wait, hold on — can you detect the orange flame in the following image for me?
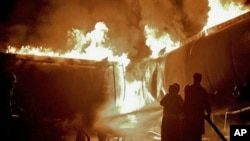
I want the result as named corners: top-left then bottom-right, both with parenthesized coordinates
top-left (144, 25), bottom-right (180, 58)
top-left (204, 0), bottom-right (250, 29)
top-left (5, 0), bottom-right (250, 116)
top-left (7, 22), bottom-right (130, 67)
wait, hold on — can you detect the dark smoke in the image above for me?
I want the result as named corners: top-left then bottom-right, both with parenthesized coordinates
top-left (1, 0), bottom-right (250, 139)
top-left (1, 0), bottom-right (249, 61)
top-left (246, 0), bottom-right (250, 5)
top-left (0, 0), bottom-right (212, 61)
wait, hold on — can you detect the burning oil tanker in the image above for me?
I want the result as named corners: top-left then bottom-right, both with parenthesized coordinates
top-left (148, 11), bottom-right (250, 109)
top-left (1, 10), bottom-right (250, 141)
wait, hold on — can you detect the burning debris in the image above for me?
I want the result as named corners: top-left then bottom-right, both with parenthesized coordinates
top-left (0, 0), bottom-right (250, 141)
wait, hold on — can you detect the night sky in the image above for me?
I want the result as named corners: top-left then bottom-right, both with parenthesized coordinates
top-left (0, 0), bottom-right (16, 22)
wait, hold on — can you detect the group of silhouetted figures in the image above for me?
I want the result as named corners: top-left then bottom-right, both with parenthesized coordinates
top-left (160, 73), bottom-right (211, 141)
top-left (1, 70), bottom-right (211, 141)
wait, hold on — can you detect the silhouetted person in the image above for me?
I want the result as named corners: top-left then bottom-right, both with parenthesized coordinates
top-left (160, 83), bottom-right (184, 141)
top-left (183, 73), bottom-right (211, 141)
top-left (0, 71), bottom-right (28, 141)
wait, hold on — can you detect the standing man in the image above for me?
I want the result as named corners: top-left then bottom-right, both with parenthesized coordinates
top-left (183, 73), bottom-right (211, 141)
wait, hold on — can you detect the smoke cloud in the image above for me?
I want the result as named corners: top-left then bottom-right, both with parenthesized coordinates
top-left (1, 0), bottom-right (213, 61)
top-left (1, 0), bottom-right (250, 139)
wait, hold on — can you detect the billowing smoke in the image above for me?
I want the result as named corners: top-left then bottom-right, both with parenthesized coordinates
top-left (1, 0), bottom-right (250, 140)
top-left (0, 0), bottom-right (212, 61)
top-left (1, 0), bottom-right (250, 60)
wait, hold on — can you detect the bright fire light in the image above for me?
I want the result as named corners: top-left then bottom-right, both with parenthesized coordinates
top-left (7, 22), bottom-right (130, 67)
top-left (4, 0), bottom-right (250, 116)
top-left (204, 0), bottom-right (250, 29)
top-left (144, 25), bottom-right (180, 59)
top-left (118, 80), bottom-right (155, 113)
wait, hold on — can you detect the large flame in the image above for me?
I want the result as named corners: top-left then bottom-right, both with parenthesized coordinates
top-left (5, 0), bottom-right (250, 118)
top-left (7, 22), bottom-right (131, 67)
top-left (118, 80), bottom-right (155, 113)
top-left (4, 1), bottom-right (250, 139)
top-left (144, 25), bottom-right (180, 59)
top-left (204, 0), bottom-right (249, 29)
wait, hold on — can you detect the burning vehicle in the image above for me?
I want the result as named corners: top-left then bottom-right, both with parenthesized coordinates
top-left (141, 11), bottom-right (250, 141)
top-left (1, 11), bottom-right (250, 141)
top-left (1, 0), bottom-right (250, 141)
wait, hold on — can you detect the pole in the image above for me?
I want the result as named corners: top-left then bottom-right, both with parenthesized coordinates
top-left (205, 116), bottom-right (227, 141)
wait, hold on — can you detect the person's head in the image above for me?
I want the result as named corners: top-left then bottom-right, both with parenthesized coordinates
top-left (193, 72), bottom-right (202, 84)
top-left (173, 83), bottom-right (180, 92)
top-left (169, 83), bottom-right (179, 94)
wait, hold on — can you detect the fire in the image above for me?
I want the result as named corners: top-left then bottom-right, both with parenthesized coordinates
top-left (4, 0), bottom-right (250, 116)
top-left (204, 0), bottom-right (250, 29)
top-left (7, 46), bottom-right (60, 57)
top-left (144, 25), bottom-right (180, 59)
top-left (7, 22), bottom-right (130, 67)
top-left (118, 80), bottom-right (155, 113)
